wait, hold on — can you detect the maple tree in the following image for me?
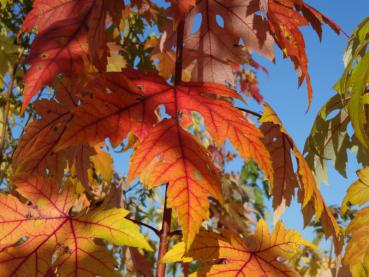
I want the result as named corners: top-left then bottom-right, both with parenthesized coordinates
top-left (0, 0), bottom-right (368, 276)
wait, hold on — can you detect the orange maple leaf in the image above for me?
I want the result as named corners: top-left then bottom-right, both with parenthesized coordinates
top-left (21, 0), bottom-right (124, 111)
top-left (128, 118), bottom-right (222, 248)
top-left (57, 70), bottom-right (273, 183)
top-left (54, 72), bottom-right (153, 149)
top-left (0, 176), bottom-right (152, 276)
top-left (22, 18), bottom-right (89, 111)
top-left (55, 71), bottom-right (273, 249)
top-left (13, 79), bottom-right (95, 187)
top-left (266, 0), bottom-right (343, 109)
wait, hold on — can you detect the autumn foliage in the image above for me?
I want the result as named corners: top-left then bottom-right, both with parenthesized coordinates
top-left (0, 0), bottom-right (368, 276)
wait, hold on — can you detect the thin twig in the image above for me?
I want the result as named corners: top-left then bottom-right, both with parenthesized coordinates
top-left (236, 107), bottom-right (262, 118)
top-left (127, 218), bottom-right (160, 236)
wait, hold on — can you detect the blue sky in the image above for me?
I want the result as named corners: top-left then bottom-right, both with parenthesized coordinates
top-left (114, 0), bottom-right (369, 252)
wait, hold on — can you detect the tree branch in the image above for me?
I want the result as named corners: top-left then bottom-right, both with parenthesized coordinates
top-left (156, 19), bottom-right (186, 277)
top-left (156, 185), bottom-right (173, 277)
top-left (174, 20), bottom-right (185, 86)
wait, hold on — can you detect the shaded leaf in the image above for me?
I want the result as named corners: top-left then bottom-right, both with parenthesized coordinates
top-left (22, 18), bottom-right (88, 110)
top-left (21, 0), bottom-right (125, 110)
top-left (166, 0), bottom-right (195, 23)
top-left (161, 0), bottom-right (274, 84)
top-left (13, 79), bottom-right (94, 187)
top-left (0, 32), bottom-right (19, 85)
top-left (304, 94), bottom-right (350, 183)
top-left (334, 17), bottom-right (369, 149)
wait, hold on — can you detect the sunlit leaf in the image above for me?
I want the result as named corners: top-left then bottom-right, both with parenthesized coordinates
top-left (0, 176), bottom-right (152, 276)
top-left (260, 104), bottom-right (342, 253)
top-left (163, 219), bottom-right (314, 276)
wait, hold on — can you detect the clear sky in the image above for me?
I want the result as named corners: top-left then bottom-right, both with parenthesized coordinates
top-left (113, 0), bottom-right (369, 251)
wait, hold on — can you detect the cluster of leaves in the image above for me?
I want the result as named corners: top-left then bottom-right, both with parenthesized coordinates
top-left (0, 0), bottom-right (34, 185)
top-left (304, 18), bottom-right (369, 276)
top-left (305, 18), bottom-right (369, 184)
top-left (0, 0), bottom-right (367, 276)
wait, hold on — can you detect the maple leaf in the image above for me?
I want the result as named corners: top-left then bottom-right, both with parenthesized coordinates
top-left (56, 70), bottom-right (273, 183)
top-left (342, 167), bottom-right (369, 215)
top-left (340, 170), bottom-right (369, 272)
top-left (166, 0), bottom-right (195, 22)
top-left (162, 219), bottom-right (314, 276)
top-left (342, 169), bottom-right (369, 276)
top-left (335, 18), bottom-right (369, 150)
top-left (233, 65), bottom-right (264, 103)
top-left (304, 18), bottom-right (369, 185)
top-left (159, 0), bottom-right (341, 108)
top-left (260, 104), bottom-right (342, 253)
top-left (128, 119), bottom-right (223, 248)
top-left (107, 42), bottom-right (127, 72)
top-left (266, 0), bottom-right (342, 108)
top-left (124, 247), bottom-right (154, 276)
top-left (20, 0), bottom-right (92, 34)
top-left (90, 144), bottom-right (114, 182)
top-left (0, 175), bottom-right (152, 276)
top-left (0, 31), bottom-right (19, 86)
top-left (55, 70), bottom-right (274, 248)
top-left (13, 78), bottom-right (95, 188)
top-left (344, 203), bottom-right (369, 276)
top-left (21, 0), bottom-right (123, 55)
top-left (21, 0), bottom-right (124, 110)
top-left (54, 72), bottom-right (153, 149)
top-left (160, 0), bottom-right (274, 84)
top-left (300, 3), bottom-right (342, 40)
top-left (266, 1), bottom-right (312, 107)
top-left (146, 36), bottom-right (176, 79)
top-left (22, 18), bottom-right (88, 111)
top-left (304, 94), bottom-right (350, 183)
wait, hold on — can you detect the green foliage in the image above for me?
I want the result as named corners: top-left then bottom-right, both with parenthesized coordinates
top-left (306, 17), bottom-right (369, 182)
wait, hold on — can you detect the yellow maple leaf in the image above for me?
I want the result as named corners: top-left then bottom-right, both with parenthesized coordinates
top-left (163, 219), bottom-right (315, 276)
top-left (341, 167), bottom-right (369, 214)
